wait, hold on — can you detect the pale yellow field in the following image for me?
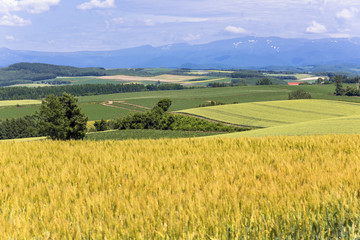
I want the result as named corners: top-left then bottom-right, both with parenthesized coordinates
top-left (181, 78), bottom-right (228, 84)
top-left (0, 99), bottom-right (42, 107)
top-left (1, 136), bottom-right (360, 238)
top-left (97, 74), bottom-right (200, 83)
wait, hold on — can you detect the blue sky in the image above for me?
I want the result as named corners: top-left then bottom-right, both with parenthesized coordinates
top-left (1, 0), bottom-right (360, 51)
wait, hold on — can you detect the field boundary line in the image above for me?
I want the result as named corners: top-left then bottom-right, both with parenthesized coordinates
top-left (114, 101), bottom-right (151, 110)
top-left (101, 101), bottom-right (144, 112)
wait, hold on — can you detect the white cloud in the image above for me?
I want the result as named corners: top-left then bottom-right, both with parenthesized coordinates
top-left (77, 0), bottom-right (115, 10)
top-left (0, 0), bottom-right (59, 27)
top-left (336, 7), bottom-right (359, 19)
top-left (0, 0), bottom-right (18, 13)
top-left (17, 0), bottom-right (60, 14)
top-left (144, 19), bottom-right (154, 26)
top-left (105, 17), bottom-right (124, 28)
top-left (5, 35), bottom-right (18, 41)
top-left (144, 15), bottom-right (208, 25)
top-left (0, 0), bottom-right (60, 14)
top-left (183, 33), bottom-right (201, 41)
top-left (225, 26), bottom-right (246, 34)
top-left (0, 14), bottom-right (31, 26)
top-left (306, 21), bottom-right (327, 33)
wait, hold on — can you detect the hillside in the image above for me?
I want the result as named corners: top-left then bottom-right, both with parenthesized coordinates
top-left (179, 99), bottom-right (360, 127)
top-left (0, 62), bottom-right (107, 86)
top-left (219, 114), bottom-right (360, 137)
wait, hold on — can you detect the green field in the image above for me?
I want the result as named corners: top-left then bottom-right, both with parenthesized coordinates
top-left (79, 103), bottom-right (136, 121)
top-left (58, 77), bottom-right (126, 85)
top-left (0, 103), bottom-right (134, 121)
top-left (179, 99), bottom-right (360, 127)
top-left (0, 105), bottom-right (40, 120)
top-left (86, 129), bottom-right (220, 140)
top-left (219, 114), bottom-right (360, 137)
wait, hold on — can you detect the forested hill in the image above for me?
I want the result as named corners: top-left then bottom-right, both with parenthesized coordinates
top-left (7, 62), bottom-right (106, 76)
top-left (0, 62), bottom-right (107, 86)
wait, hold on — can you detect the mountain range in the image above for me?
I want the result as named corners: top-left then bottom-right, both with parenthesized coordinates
top-left (2, 37), bottom-right (360, 69)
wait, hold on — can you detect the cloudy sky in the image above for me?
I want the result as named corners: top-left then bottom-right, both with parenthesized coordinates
top-left (1, 0), bottom-right (360, 51)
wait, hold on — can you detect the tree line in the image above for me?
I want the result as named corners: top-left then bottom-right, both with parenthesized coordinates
top-left (0, 83), bottom-right (184, 100)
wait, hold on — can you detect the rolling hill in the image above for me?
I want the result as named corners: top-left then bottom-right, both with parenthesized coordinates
top-left (218, 114), bottom-right (360, 137)
top-left (179, 99), bottom-right (360, 128)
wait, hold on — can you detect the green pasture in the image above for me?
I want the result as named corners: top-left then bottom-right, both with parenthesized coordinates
top-left (56, 77), bottom-right (123, 85)
top-left (0, 103), bottom-right (135, 121)
top-left (179, 99), bottom-right (360, 127)
top-left (80, 103), bottom-right (136, 121)
top-left (0, 105), bottom-right (40, 120)
top-left (219, 114), bottom-right (360, 137)
top-left (111, 102), bottom-right (147, 112)
top-left (86, 129), bottom-right (219, 140)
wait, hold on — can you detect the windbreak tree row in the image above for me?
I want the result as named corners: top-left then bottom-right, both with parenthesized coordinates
top-left (0, 83), bottom-right (184, 100)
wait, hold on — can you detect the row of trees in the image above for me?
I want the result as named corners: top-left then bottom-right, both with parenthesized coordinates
top-left (0, 83), bottom-right (184, 100)
top-left (0, 116), bottom-right (42, 139)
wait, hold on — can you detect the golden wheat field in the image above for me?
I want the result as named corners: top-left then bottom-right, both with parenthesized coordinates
top-left (1, 136), bottom-right (360, 238)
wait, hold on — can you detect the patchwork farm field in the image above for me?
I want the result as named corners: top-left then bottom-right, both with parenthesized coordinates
top-left (0, 85), bottom-right (294, 120)
top-left (180, 99), bottom-right (360, 127)
top-left (2, 84), bottom-right (360, 125)
top-left (1, 136), bottom-right (360, 238)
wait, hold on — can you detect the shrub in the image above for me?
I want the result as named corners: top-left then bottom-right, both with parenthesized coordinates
top-left (94, 119), bottom-right (109, 131)
top-left (288, 89), bottom-right (312, 100)
top-left (256, 78), bottom-right (272, 85)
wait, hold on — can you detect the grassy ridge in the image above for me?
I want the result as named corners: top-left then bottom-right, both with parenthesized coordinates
top-left (1, 136), bottom-right (360, 238)
top-left (180, 99), bottom-right (360, 127)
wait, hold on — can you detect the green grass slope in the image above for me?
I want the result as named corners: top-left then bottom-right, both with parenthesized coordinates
top-left (179, 99), bottom-right (360, 127)
top-left (217, 115), bottom-right (360, 137)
